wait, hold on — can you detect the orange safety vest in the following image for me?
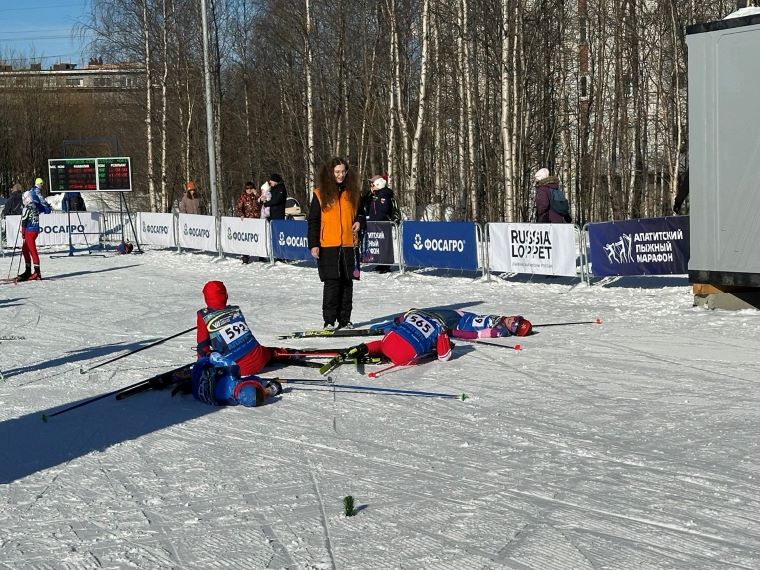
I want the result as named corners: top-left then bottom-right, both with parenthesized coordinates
top-left (313, 187), bottom-right (357, 247)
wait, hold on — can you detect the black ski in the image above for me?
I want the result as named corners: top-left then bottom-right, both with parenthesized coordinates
top-left (276, 327), bottom-right (385, 340)
top-left (115, 364), bottom-right (192, 400)
top-left (282, 356), bottom-right (383, 369)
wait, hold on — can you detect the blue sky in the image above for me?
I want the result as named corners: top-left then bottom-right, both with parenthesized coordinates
top-left (0, 1), bottom-right (92, 67)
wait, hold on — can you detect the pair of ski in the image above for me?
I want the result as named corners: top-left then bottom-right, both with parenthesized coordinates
top-left (282, 319), bottom-right (602, 341)
top-left (273, 347), bottom-right (382, 369)
top-left (114, 348), bottom-right (383, 401)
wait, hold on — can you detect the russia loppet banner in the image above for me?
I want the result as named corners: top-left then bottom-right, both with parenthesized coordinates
top-left (220, 217), bottom-right (268, 258)
top-left (361, 221), bottom-right (395, 265)
top-left (139, 212), bottom-right (176, 247)
top-left (588, 216), bottom-right (689, 276)
top-left (488, 223), bottom-right (577, 276)
top-left (401, 221), bottom-right (478, 270)
top-left (178, 213), bottom-right (217, 252)
top-left (270, 219), bottom-right (311, 261)
top-left (4, 213), bottom-right (101, 246)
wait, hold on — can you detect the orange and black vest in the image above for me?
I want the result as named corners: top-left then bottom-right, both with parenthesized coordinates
top-left (313, 187), bottom-right (357, 247)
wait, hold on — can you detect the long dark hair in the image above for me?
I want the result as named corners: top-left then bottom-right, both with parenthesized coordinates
top-left (317, 156), bottom-right (359, 209)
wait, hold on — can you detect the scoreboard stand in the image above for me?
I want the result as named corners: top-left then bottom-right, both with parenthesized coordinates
top-left (47, 157), bottom-right (142, 257)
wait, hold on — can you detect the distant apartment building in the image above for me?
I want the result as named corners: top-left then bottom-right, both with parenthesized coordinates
top-left (0, 60), bottom-right (145, 91)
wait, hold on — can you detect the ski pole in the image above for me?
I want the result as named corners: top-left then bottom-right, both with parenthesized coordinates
top-left (367, 362), bottom-right (406, 378)
top-left (79, 326), bottom-right (195, 374)
top-left (42, 378), bottom-right (150, 421)
top-left (6, 226), bottom-right (21, 281)
top-left (534, 318), bottom-right (602, 328)
top-left (280, 377), bottom-right (467, 400)
top-left (458, 338), bottom-right (522, 350)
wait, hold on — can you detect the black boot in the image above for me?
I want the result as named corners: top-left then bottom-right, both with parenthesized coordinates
top-left (17, 265), bottom-right (31, 281)
top-left (29, 266), bottom-right (42, 281)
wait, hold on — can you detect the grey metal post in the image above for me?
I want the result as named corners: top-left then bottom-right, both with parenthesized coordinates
top-left (199, 0), bottom-right (219, 245)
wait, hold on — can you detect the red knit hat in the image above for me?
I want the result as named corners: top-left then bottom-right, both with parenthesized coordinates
top-left (202, 280), bottom-right (228, 309)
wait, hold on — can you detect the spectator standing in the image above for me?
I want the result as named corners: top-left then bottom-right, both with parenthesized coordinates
top-left (261, 174), bottom-right (287, 220)
top-left (179, 181), bottom-right (203, 214)
top-left (3, 183), bottom-right (24, 217)
top-left (234, 181), bottom-right (262, 264)
top-left (62, 192), bottom-right (86, 212)
top-left (308, 157), bottom-right (365, 330)
top-left (534, 168), bottom-right (570, 223)
top-left (673, 168), bottom-right (689, 214)
top-left (362, 174), bottom-right (395, 273)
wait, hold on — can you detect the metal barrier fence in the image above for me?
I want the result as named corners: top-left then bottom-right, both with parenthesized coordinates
top-left (12, 209), bottom-right (685, 284)
top-left (101, 211), bottom-right (138, 244)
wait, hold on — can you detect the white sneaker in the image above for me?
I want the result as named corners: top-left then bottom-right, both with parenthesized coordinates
top-left (338, 321), bottom-right (354, 330)
top-left (324, 323), bottom-right (335, 330)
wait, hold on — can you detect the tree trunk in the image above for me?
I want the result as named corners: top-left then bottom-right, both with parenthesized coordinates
top-left (142, 0), bottom-right (157, 212)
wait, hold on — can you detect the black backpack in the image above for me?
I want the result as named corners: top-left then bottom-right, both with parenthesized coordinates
top-left (549, 187), bottom-right (572, 223)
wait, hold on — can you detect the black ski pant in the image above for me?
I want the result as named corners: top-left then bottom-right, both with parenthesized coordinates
top-left (322, 274), bottom-right (353, 327)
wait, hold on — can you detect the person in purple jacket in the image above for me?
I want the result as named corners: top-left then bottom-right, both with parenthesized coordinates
top-left (534, 168), bottom-right (569, 224)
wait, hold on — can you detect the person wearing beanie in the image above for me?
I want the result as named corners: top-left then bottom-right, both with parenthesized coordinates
top-left (3, 182), bottom-right (24, 217)
top-left (193, 280), bottom-right (314, 406)
top-left (339, 307), bottom-right (532, 368)
top-left (260, 173), bottom-right (287, 220)
top-left (361, 174), bottom-right (396, 273)
top-left (196, 281), bottom-right (275, 376)
top-left (447, 310), bottom-right (532, 338)
top-left (340, 309), bottom-right (454, 367)
top-left (308, 157), bottom-right (366, 330)
top-left (17, 177), bottom-right (52, 281)
top-left (534, 167), bottom-right (570, 223)
top-left (179, 181), bottom-right (203, 214)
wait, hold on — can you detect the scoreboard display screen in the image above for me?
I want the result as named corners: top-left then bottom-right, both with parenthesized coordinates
top-left (48, 158), bottom-right (97, 192)
top-left (98, 158), bottom-right (132, 191)
top-left (48, 157), bottom-right (132, 192)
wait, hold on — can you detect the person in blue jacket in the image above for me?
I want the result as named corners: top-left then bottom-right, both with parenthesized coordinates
top-left (342, 308), bottom-right (532, 366)
top-left (191, 352), bottom-right (282, 408)
top-left (18, 178), bottom-right (52, 281)
top-left (345, 309), bottom-right (454, 366)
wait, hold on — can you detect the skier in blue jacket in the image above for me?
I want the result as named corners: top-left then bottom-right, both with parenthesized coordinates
top-left (342, 308), bottom-right (532, 366)
top-left (18, 178), bottom-right (52, 281)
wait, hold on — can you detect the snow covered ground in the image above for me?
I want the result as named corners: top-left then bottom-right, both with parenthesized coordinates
top-left (1, 248), bottom-right (759, 569)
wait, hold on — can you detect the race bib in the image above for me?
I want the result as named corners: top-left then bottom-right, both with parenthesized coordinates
top-left (407, 313), bottom-right (435, 338)
top-left (219, 321), bottom-right (250, 345)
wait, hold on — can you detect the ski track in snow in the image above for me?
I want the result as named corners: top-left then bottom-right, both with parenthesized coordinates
top-left (1, 248), bottom-right (759, 568)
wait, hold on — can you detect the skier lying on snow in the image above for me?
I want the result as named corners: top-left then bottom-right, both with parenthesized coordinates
top-left (341, 308), bottom-right (532, 366)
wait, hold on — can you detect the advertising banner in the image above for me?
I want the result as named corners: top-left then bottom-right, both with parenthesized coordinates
top-left (401, 221), bottom-right (478, 270)
top-left (588, 216), bottom-right (690, 276)
top-left (139, 212), bottom-right (176, 248)
top-left (488, 223), bottom-right (577, 276)
top-left (220, 217), bottom-right (269, 258)
top-left (178, 213), bottom-right (217, 252)
top-left (4, 212), bottom-right (101, 246)
top-left (361, 221), bottom-right (395, 265)
top-left (270, 220), bottom-right (311, 261)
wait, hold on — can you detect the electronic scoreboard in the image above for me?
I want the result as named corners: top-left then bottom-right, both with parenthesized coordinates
top-left (48, 157), bottom-right (133, 192)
